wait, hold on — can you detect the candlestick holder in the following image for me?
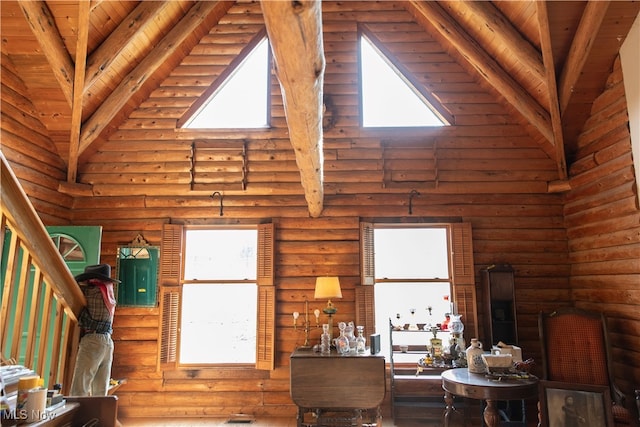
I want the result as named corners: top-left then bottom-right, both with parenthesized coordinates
top-left (293, 298), bottom-right (320, 348)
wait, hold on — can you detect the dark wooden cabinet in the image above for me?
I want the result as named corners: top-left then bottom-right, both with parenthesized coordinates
top-left (289, 348), bottom-right (385, 427)
top-left (481, 264), bottom-right (530, 426)
top-left (481, 264), bottom-right (518, 346)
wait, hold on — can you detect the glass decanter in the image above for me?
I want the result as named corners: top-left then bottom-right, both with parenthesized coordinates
top-left (355, 325), bottom-right (366, 353)
top-left (334, 322), bottom-right (350, 355)
top-left (320, 323), bottom-right (331, 355)
top-left (346, 321), bottom-right (356, 351)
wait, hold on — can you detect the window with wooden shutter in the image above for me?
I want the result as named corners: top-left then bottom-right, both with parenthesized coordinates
top-left (158, 222), bottom-right (275, 369)
top-left (359, 221), bottom-right (477, 358)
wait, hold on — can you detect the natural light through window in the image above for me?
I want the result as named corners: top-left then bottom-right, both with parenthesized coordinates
top-left (180, 228), bottom-right (258, 364)
top-left (373, 226), bottom-right (451, 360)
top-left (360, 36), bottom-right (446, 128)
top-left (184, 38), bottom-right (269, 129)
top-left (181, 283), bottom-right (257, 364)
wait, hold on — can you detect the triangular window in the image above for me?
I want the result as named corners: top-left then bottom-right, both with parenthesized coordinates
top-left (360, 34), bottom-right (448, 128)
top-left (182, 37), bottom-right (269, 129)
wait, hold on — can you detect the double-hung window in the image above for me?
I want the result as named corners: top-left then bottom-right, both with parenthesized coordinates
top-left (181, 228), bottom-right (258, 364)
top-left (372, 226), bottom-right (451, 360)
top-left (159, 223), bottom-right (275, 369)
top-left (358, 222), bottom-right (476, 361)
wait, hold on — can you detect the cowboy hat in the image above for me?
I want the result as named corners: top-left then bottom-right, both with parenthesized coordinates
top-left (74, 264), bottom-right (120, 283)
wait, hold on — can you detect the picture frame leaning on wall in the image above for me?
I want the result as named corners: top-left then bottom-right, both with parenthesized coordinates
top-left (539, 380), bottom-right (614, 427)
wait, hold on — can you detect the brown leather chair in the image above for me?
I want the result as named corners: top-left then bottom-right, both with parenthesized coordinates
top-left (538, 307), bottom-right (638, 427)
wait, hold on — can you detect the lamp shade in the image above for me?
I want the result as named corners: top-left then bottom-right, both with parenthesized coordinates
top-left (314, 276), bottom-right (342, 300)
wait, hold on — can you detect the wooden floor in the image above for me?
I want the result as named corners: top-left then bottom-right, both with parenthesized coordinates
top-left (119, 417), bottom-right (298, 426)
top-left (119, 416), bottom-right (416, 426)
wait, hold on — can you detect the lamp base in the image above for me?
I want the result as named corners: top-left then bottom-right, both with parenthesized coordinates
top-left (323, 306), bottom-right (337, 315)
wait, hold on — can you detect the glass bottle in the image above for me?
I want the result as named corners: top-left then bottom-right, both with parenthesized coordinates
top-left (346, 321), bottom-right (356, 352)
top-left (320, 323), bottom-right (331, 355)
top-left (335, 322), bottom-right (350, 355)
top-left (408, 308), bottom-right (419, 330)
top-left (356, 325), bottom-right (366, 353)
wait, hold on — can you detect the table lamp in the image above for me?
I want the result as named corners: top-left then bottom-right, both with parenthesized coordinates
top-left (314, 276), bottom-right (342, 341)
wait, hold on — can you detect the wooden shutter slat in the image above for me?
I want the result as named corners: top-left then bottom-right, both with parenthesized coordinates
top-left (256, 285), bottom-right (275, 370)
top-left (451, 222), bottom-right (475, 285)
top-left (360, 222), bottom-right (374, 285)
top-left (160, 289), bottom-right (180, 366)
top-left (256, 222), bottom-right (275, 370)
top-left (450, 222), bottom-right (478, 342)
top-left (159, 223), bottom-right (182, 368)
top-left (257, 223), bottom-right (274, 286)
top-left (160, 224), bottom-right (182, 286)
top-left (355, 285), bottom-right (375, 338)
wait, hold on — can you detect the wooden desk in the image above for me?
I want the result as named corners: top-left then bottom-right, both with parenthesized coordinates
top-left (442, 368), bottom-right (538, 427)
top-left (25, 396), bottom-right (118, 427)
top-left (290, 348), bottom-right (386, 427)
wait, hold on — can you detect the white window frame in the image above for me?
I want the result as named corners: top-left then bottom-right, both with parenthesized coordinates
top-left (179, 226), bottom-right (259, 366)
top-left (372, 224), bottom-right (453, 360)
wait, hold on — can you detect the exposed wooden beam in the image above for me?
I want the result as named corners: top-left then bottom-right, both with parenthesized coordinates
top-left (79, 1), bottom-right (232, 156)
top-left (18, 0), bottom-right (74, 107)
top-left (68, 0), bottom-right (90, 183)
top-left (261, 0), bottom-right (325, 218)
top-left (536, 1), bottom-right (567, 181)
top-left (58, 181), bottom-right (94, 197)
top-left (443, 1), bottom-right (545, 84)
top-left (407, 1), bottom-right (553, 143)
top-left (84, 1), bottom-right (174, 95)
top-left (548, 180), bottom-right (571, 193)
top-left (558, 1), bottom-right (610, 114)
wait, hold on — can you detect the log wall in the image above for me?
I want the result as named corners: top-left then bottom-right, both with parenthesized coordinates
top-left (1, 1), bottom-right (638, 422)
top-left (566, 58), bottom-right (640, 395)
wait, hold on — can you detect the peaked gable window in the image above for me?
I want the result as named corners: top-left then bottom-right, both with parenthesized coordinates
top-left (183, 37), bottom-right (270, 129)
top-left (360, 33), bottom-right (448, 128)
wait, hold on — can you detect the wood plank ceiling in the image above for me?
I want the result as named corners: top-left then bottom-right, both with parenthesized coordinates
top-left (1, 0), bottom-right (639, 217)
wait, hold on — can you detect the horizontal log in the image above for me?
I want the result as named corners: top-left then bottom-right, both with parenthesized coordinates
top-left (565, 197), bottom-right (638, 228)
top-left (573, 173), bottom-right (636, 207)
top-left (118, 404), bottom-right (296, 418)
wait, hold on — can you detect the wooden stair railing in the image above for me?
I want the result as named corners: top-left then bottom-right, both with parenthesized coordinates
top-left (1, 151), bottom-right (85, 392)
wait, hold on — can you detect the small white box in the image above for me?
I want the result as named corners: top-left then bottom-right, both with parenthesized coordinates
top-left (494, 345), bottom-right (522, 362)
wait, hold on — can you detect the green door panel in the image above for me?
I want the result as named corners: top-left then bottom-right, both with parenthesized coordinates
top-left (117, 247), bottom-right (159, 307)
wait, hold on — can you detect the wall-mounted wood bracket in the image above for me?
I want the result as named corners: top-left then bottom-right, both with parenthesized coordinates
top-left (381, 139), bottom-right (438, 189)
top-left (190, 140), bottom-right (247, 192)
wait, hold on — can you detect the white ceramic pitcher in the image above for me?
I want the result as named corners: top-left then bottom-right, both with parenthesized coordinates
top-left (466, 338), bottom-right (486, 373)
